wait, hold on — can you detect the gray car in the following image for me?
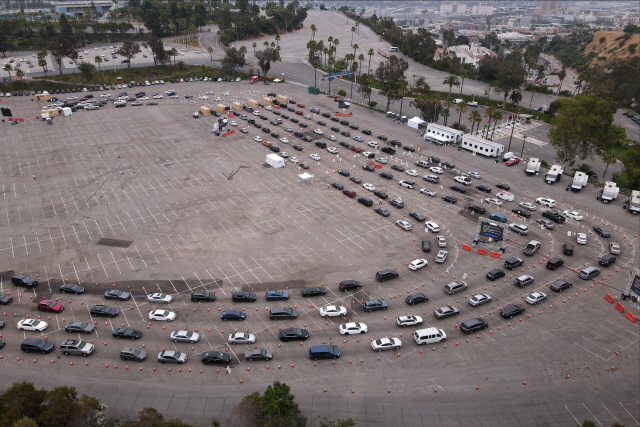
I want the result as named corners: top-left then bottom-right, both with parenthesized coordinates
top-left (64, 321), bottom-right (95, 334)
top-left (244, 348), bottom-right (273, 361)
top-left (59, 339), bottom-right (94, 357)
top-left (170, 330), bottom-right (200, 343)
top-left (104, 290), bottom-right (131, 301)
top-left (157, 350), bottom-right (187, 364)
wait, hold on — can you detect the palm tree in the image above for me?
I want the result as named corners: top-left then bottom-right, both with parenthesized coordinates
top-left (443, 75), bottom-right (460, 97)
top-left (350, 26), bottom-right (356, 45)
top-left (367, 48), bottom-right (374, 72)
top-left (520, 134), bottom-right (528, 157)
top-left (333, 38), bottom-right (339, 58)
top-left (239, 46), bottom-right (247, 57)
top-left (252, 42), bottom-right (257, 53)
top-left (557, 68), bottom-right (566, 94)
top-left (442, 97), bottom-right (454, 112)
top-left (356, 22), bottom-right (359, 35)
top-left (455, 101), bottom-right (468, 126)
top-left (483, 106), bottom-right (495, 138)
top-left (208, 46), bottom-right (214, 61)
top-left (264, 41), bottom-right (269, 47)
top-left (15, 68), bottom-right (24, 80)
top-left (168, 47), bottom-right (178, 65)
top-left (490, 110), bottom-right (502, 139)
top-left (275, 34), bottom-right (280, 47)
top-left (310, 24), bottom-right (317, 41)
top-left (601, 150), bottom-right (617, 180)
top-left (469, 110), bottom-right (482, 134)
top-left (458, 70), bottom-right (468, 94)
top-left (528, 89), bottom-right (536, 109)
top-left (94, 55), bottom-right (104, 85)
top-left (442, 109), bottom-right (450, 126)
top-left (398, 87), bottom-right (408, 118)
top-left (357, 53), bottom-right (364, 76)
top-left (312, 60), bottom-right (320, 87)
top-left (3, 64), bottom-right (11, 81)
top-left (352, 43), bottom-right (358, 63)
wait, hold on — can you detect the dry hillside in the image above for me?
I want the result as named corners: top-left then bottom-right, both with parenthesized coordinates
top-left (585, 30), bottom-right (640, 69)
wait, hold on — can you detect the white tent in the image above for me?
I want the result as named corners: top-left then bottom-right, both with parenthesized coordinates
top-left (273, 78), bottom-right (281, 82)
top-left (407, 117), bottom-right (425, 130)
top-left (298, 172), bottom-right (314, 184)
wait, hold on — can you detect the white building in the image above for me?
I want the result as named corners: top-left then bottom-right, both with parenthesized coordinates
top-left (440, 2), bottom-right (467, 15)
top-left (461, 135), bottom-right (504, 158)
top-left (425, 124), bottom-right (464, 145)
top-left (472, 3), bottom-right (494, 16)
top-left (440, 43), bottom-right (493, 67)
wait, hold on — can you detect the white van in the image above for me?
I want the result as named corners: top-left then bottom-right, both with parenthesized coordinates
top-left (414, 327), bottom-right (447, 345)
top-left (389, 47), bottom-right (399, 52)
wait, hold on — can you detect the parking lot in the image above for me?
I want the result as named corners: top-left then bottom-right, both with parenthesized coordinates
top-left (0, 80), bottom-right (638, 426)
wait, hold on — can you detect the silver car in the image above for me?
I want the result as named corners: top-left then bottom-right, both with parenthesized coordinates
top-left (371, 337), bottom-right (402, 352)
top-left (228, 332), bottom-right (256, 345)
top-left (435, 250), bottom-right (448, 263)
top-left (519, 201), bottom-right (537, 211)
top-left (170, 330), bottom-right (200, 343)
top-left (420, 188), bottom-right (436, 197)
top-left (244, 348), bottom-right (273, 361)
top-left (157, 350), bottom-right (187, 364)
top-left (469, 294), bottom-right (492, 307)
top-left (147, 293), bottom-right (173, 304)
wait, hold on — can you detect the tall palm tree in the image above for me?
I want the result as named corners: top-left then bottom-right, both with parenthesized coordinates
top-left (352, 43), bottom-right (358, 63)
top-left (15, 68), bottom-right (24, 80)
top-left (333, 38), bottom-right (340, 58)
top-left (458, 70), bottom-right (468, 94)
top-left (312, 60), bottom-right (320, 87)
top-left (252, 42), bottom-right (257, 53)
top-left (528, 89), bottom-right (536, 109)
top-left (483, 106), bottom-right (495, 138)
top-left (275, 34), bottom-right (280, 47)
top-left (208, 46), bottom-right (214, 61)
top-left (356, 22), bottom-right (359, 34)
top-left (357, 53), bottom-right (364, 76)
top-left (601, 150), bottom-right (617, 180)
top-left (367, 48), bottom-right (374, 73)
top-left (443, 75), bottom-right (460, 97)
top-left (263, 41), bottom-right (269, 47)
top-left (398, 87), bottom-right (408, 118)
top-left (94, 55), bottom-right (104, 85)
top-left (557, 68), bottom-right (566, 94)
top-left (442, 109), bottom-right (450, 126)
top-left (490, 110), bottom-right (502, 139)
top-left (442, 96), bottom-right (454, 112)
top-left (168, 47), bottom-right (178, 65)
top-left (310, 24), bottom-right (317, 41)
top-left (520, 134), bottom-right (528, 157)
top-left (3, 64), bottom-right (12, 81)
top-left (350, 26), bottom-right (356, 45)
top-left (455, 101), bottom-right (468, 126)
top-left (469, 110), bottom-right (482, 134)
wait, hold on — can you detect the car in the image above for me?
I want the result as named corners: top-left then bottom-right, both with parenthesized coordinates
top-left (338, 169), bottom-right (350, 177)
top-left (65, 321), bottom-right (95, 334)
top-left (519, 201), bottom-right (537, 211)
top-left (536, 219), bottom-right (555, 229)
top-left (485, 198), bottom-right (503, 206)
top-left (320, 305), bottom-right (347, 317)
top-left (599, 254), bottom-right (616, 267)
top-left (468, 205), bottom-right (486, 214)
top-left (609, 243), bottom-right (621, 254)
top-left (536, 197), bottom-right (556, 208)
top-left (444, 280), bottom-right (467, 294)
top-left (299, 162), bottom-right (309, 169)
top-left (11, 274), bottom-right (38, 288)
top-left (265, 290), bottom-right (289, 301)
top-left (495, 183), bottom-right (510, 191)
top-left (381, 147), bottom-right (395, 155)
top-left (310, 154), bottom-right (321, 161)
top-left (18, 319), bottom-right (48, 331)
top-left (363, 299), bottom-right (388, 312)
top-left (430, 167), bottom-right (443, 174)
top-left (269, 307), bottom-right (298, 320)
top-left (486, 269), bottom-right (505, 280)
top-left (21, 338), bottom-right (54, 354)
top-left (350, 146), bottom-right (362, 153)
top-left (526, 292), bottom-right (548, 305)
top-left (505, 157), bottom-right (520, 166)
top-left (301, 286), bottom-right (326, 297)
top-left (437, 236), bottom-right (446, 247)
top-left (593, 226), bottom-right (611, 237)
top-left (373, 190), bottom-right (388, 199)
top-left (500, 304), bottom-right (525, 319)
top-left (59, 283), bottom-right (85, 294)
top-left (245, 348), bottom-right (273, 361)
top-left (362, 164), bottom-right (375, 172)
top-left (147, 293), bottom-right (173, 304)
top-left (158, 350), bottom-right (187, 364)
top-left (509, 224), bottom-right (529, 235)
top-left (367, 141), bottom-right (379, 149)
top-left (339, 141), bottom-right (350, 148)
top-left (90, 305), bottom-right (118, 317)
top-left (148, 309), bottom-right (176, 321)
top-left (190, 290), bottom-right (216, 302)
top-left (253, 136), bottom-right (263, 142)
top-left (409, 212), bottom-right (425, 222)
top-left (460, 318), bottom-right (488, 334)
top-left (371, 337), bottom-right (402, 352)
top-left (396, 220), bottom-right (411, 230)
top-left (362, 129), bottom-right (372, 135)
top-left (120, 347), bottom-right (147, 362)
top-left (426, 221), bottom-right (440, 232)
top-left (339, 280), bottom-right (362, 291)
top-left (476, 185), bottom-right (492, 193)
top-left (393, 315), bottom-right (424, 329)
top-left (314, 129), bottom-right (323, 135)
top-left (469, 294), bottom-right (492, 306)
top-left (454, 176), bottom-right (472, 185)
top-left (228, 332), bottom-right (256, 345)
top-left (113, 327), bottom-right (142, 340)
top-left (280, 137), bottom-right (289, 144)
top-left (515, 275), bottom-right (534, 287)
top-left (550, 279), bottom-right (573, 292)
top-left (363, 183), bottom-right (375, 192)
top-left (170, 330), bottom-right (200, 343)
top-left (419, 240), bottom-right (432, 253)
top-left (339, 322), bottom-right (368, 335)
top-left (293, 145), bottom-right (303, 151)
top-left (373, 207), bottom-right (389, 217)
top-left (419, 188), bottom-right (437, 198)
top-left (37, 300), bottom-right (64, 313)
top-left (577, 233), bottom-right (587, 245)
top-left (442, 195), bottom-right (457, 204)
top-left (309, 345), bottom-right (340, 360)
top-left (406, 293), bottom-right (429, 305)
top-left (232, 291), bottom-right (257, 302)
top-left (542, 210), bottom-right (566, 223)
top-left (201, 351), bottom-right (231, 364)
top-left (408, 259), bottom-right (428, 271)
top-left (434, 306), bottom-right (460, 319)
top-left (512, 208), bottom-right (531, 218)
top-left (221, 310), bottom-right (246, 321)
top-left (563, 210), bottom-right (583, 221)
top-left (331, 182), bottom-right (344, 190)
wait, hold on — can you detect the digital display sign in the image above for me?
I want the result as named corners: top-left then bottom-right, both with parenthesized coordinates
top-left (480, 222), bottom-right (504, 241)
top-left (631, 273), bottom-right (640, 297)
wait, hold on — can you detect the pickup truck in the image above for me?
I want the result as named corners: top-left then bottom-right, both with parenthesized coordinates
top-left (59, 339), bottom-right (94, 357)
top-left (523, 240), bottom-right (541, 256)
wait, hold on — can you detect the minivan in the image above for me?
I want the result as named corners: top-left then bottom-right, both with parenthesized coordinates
top-left (413, 327), bottom-right (446, 345)
top-left (358, 197), bottom-right (373, 207)
top-left (376, 270), bottom-right (399, 282)
top-left (509, 224), bottom-right (529, 235)
top-left (416, 160), bottom-right (429, 168)
top-left (579, 266), bottom-right (600, 280)
top-left (308, 345), bottom-right (340, 360)
top-left (546, 257), bottom-right (564, 270)
top-left (444, 280), bottom-right (467, 295)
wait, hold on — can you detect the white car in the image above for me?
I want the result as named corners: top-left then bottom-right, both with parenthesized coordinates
top-left (265, 106), bottom-right (273, 111)
top-left (577, 233), bottom-right (587, 245)
top-left (563, 210), bottom-right (583, 221)
top-left (368, 141), bottom-right (379, 148)
top-left (280, 152), bottom-right (289, 158)
top-left (519, 201), bottom-right (536, 211)
top-left (170, 94), bottom-right (179, 99)
top-left (253, 111), bottom-right (261, 116)
top-left (319, 305), bottom-right (347, 317)
top-left (453, 98), bottom-right (463, 104)
top-left (376, 158), bottom-right (387, 164)
top-left (170, 330), bottom-right (200, 343)
top-left (198, 95), bottom-right (209, 100)
top-left (536, 197), bottom-right (556, 208)
top-left (496, 192), bottom-right (513, 202)
top-left (406, 170), bottom-right (419, 177)
top-left (144, 80), bottom-right (151, 86)
top-left (454, 176), bottom-right (471, 185)
top-left (526, 292), bottom-right (547, 305)
top-left (229, 121), bottom-right (237, 126)
top-left (147, 293), bottom-right (173, 304)
top-left (289, 157), bottom-right (299, 163)
top-left (362, 151), bottom-right (372, 157)
top-left (435, 250), bottom-right (448, 263)
top-left (420, 188), bottom-right (436, 197)
top-left (101, 93), bottom-right (111, 98)
top-left (399, 180), bottom-right (414, 189)
top-left (253, 136), bottom-right (263, 142)
top-left (408, 259), bottom-right (428, 270)
top-left (437, 236), bottom-right (446, 247)
top-left (339, 322), bottom-right (368, 335)
top-left (213, 96), bottom-right (222, 101)
top-left (328, 135), bottom-right (337, 141)
top-left (228, 332), bottom-right (256, 345)
top-left (17, 319), bottom-right (48, 331)
top-left (363, 183), bottom-right (375, 191)
top-left (485, 198), bottom-right (503, 206)
top-left (430, 167), bottom-right (443, 174)
top-left (396, 220), bottom-right (412, 231)
top-left (467, 101), bottom-right (478, 107)
top-left (327, 147), bottom-right (338, 154)
top-left (469, 293), bottom-right (492, 306)
top-left (371, 337), bottom-right (402, 352)
top-left (280, 137), bottom-right (289, 144)
top-left (222, 91), bottom-right (230, 96)
top-left (153, 94), bottom-right (163, 99)
top-left (314, 129), bottom-right (323, 135)
top-left (396, 315), bottom-right (423, 327)
top-left (149, 310), bottom-right (176, 321)
top-left (310, 154), bottom-right (321, 161)
top-left (426, 221), bottom-right (440, 232)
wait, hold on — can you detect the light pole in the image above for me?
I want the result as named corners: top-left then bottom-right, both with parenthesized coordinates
top-left (282, 72), bottom-right (284, 83)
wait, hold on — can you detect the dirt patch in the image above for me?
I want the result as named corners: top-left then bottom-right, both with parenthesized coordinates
top-left (584, 30), bottom-right (640, 70)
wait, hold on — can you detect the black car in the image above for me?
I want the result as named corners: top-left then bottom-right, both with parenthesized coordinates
top-left (486, 269), bottom-right (505, 280)
top-left (338, 170), bottom-right (350, 177)
top-left (331, 118), bottom-right (339, 123)
top-left (476, 185), bottom-right (492, 193)
top-left (381, 147), bottom-right (396, 155)
top-left (11, 274), bottom-right (38, 288)
top-left (269, 307), bottom-right (298, 320)
top-left (599, 254), bottom-right (616, 267)
top-left (113, 327), bottom-right (142, 340)
top-left (406, 293), bottom-right (429, 305)
top-left (90, 305), bottom-right (118, 317)
top-left (293, 131), bottom-right (303, 137)
top-left (339, 141), bottom-right (350, 148)
top-left (331, 182), bottom-right (344, 190)
top-left (331, 126), bottom-right (340, 132)
top-left (271, 133), bottom-right (280, 138)
top-left (500, 304), bottom-right (525, 319)
top-left (468, 205), bottom-right (486, 214)
top-left (293, 145), bottom-right (303, 151)
top-left (201, 351), bottom-right (231, 365)
top-left (59, 283), bottom-right (85, 294)
top-left (563, 243), bottom-right (574, 255)
top-left (341, 131), bottom-right (350, 137)
top-left (317, 120), bottom-right (326, 126)
top-left (104, 290), bottom-right (131, 301)
top-left (0, 292), bottom-right (12, 305)
top-left (390, 140), bottom-right (402, 147)
top-left (279, 328), bottom-right (310, 342)
top-left (442, 195), bottom-right (457, 204)
top-left (389, 199), bottom-right (404, 208)
top-left (409, 211), bottom-right (426, 221)
top-left (460, 318), bottom-right (488, 334)
top-left (542, 210), bottom-right (566, 223)
top-left (254, 123), bottom-right (262, 128)
top-left (380, 172), bottom-right (393, 180)
top-left (65, 321), bottom-right (95, 334)
top-left (363, 164), bottom-right (375, 172)
top-left (512, 208), bottom-right (531, 218)
top-left (21, 338), bottom-right (54, 354)
top-left (496, 183), bottom-right (510, 190)
top-left (303, 136), bottom-right (313, 142)
top-left (232, 291), bottom-right (256, 302)
top-left (339, 280), bottom-right (362, 291)
top-left (362, 129), bottom-right (372, 135)
top-left (301, 286), bottom-right (326, 297)
top-left (339, 120), bottom-right (349, 126)
top-left (391, 164), bottom-right (405, 172)
top-left (450, 185), bottom-right (466, 193)
top-left (421, 240), bottom-right (431, 252)
top-left (593, 226), bottom-right (611, 237)
top-left (376, 270), bottom-right (399, 282)
top-left (300, 123), bottom-right (308, 128)
top-left (550, 280), bottom-right (573, 292)
top-left (403, 145), bottom-right (416, 152)
top-left (322, 112), bottom-right (331, 118)
top-left (373, 190), bottom-right (388, 199)
top-left (350, 176), bottom-right (362, 184)
top-left (374, 207), bottom-right (390, 217)
top-left (377, 135), bottom-right (388, 141)
top-left (191, 291), bottom-right (216, 302)
top-left (290, 117), bottom-right (299, 123)
top-left (349, 124), bottom-right (359, 130)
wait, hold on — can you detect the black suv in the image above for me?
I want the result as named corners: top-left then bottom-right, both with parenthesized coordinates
top-left (599, 254), bottom-right (616, 267)
top-left (421, 240), bottom-right (431, 252)
top-left (512, 208), bottom-right (531, 218)
top-left (504, 257), bottom-right (524, 270)
top-left (11, 274), bottom-right (38, 288)
top-left (542, 210), bottom-right (566, 223)
top-left (381, 147), bottom-right (396, 155)
top-left (339, 280), bottom-right (362, 291)
top-left (21, 338), bottom-right (54, 354)
top-left (376, 269), bottom-right (399, 282)
top-left (380, 172), bottom-right (393, 180)
top-left (460, 318), bottom-right (488, 334)
top-left (362, 129), bottom-right (372, 135)
top-left (269, 307), bottom-right (298, 320)
top-left (406, 293), bottom-right (429, 305)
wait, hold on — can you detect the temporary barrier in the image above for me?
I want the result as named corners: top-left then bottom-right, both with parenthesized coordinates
top-left (462, 244), bottom-right (471, 251)
top-left (614, 302), bottom-right (625, 313)
top-left (490, 252), bottom-right (502, 259)
top-left (477, 249), bottom-right (487, 255)
top-left (626, 312), bottom-right (636, 323)
top-left (604, 293), bottom-right (615, 303)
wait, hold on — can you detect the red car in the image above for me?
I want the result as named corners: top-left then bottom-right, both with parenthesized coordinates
top-left (295, 110), bottom-right (303, 115)
top-left (78, 97), bottom-right (88, 102)
top-left (297, 103), bottom-right (305, 108)
top-left (343, 189), bottom-right (356, 198)
top-left (37, 299), bottom-right (64, 313)
top-left (505, 157), bottom-right (521, 166)
top-left (350, 146), bottom-right (362, 153)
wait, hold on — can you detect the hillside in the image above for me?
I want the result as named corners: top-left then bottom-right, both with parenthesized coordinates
top-left (584, 30), bottom-right (640, 70)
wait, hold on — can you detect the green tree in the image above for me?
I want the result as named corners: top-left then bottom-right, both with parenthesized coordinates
top-left (397, 86), bottom-right (408, 118)
top-left (117, 39), bottom-right (141, 69)
top-left (177, 60), bottom-right (185, 70)
top-left (37, 49), bottom-right (48, 77)
top-left (11, 417), bottom-right (38, 427)
top-left (367, 100), bottom-right (377, 109)
top-left (557, 68), bottom-right (567, 95)
top-left (167, 47), bottom-right (178, 65)
top-left (350, 26), bottom-right (356, 45)
top-left (367, 48), bottom-right (374, 72)
top-left (0, 382), bottom-right (46, 427)
top-left (442, 74), bottom-right (459, 97)
top-left (48, 36), bottom-right (76, 76)
top-left (255, 47), bottom-right (279, 78)
top-left (455, 101), bottom-right (468, 126)
top-left (469, 109), bottom-right (482, 134)
top-left (601, 149), bottom-right (617, 181)
top-left (338, 89), bottom-right (347, 97)
top-left (441, 108), bottom-right (450, 126)
top-left (410, 93), bottom-right (441, 123)
top-left (78, 61), bottom-right (96, 84)
top-left (232, 381), bottom-right (307, 427)
top-left (208, 46), bottom-right (214, 61)
top-left (458, 70), bottom-right (468, 94)
top-left (375, 55), bottom-right (409, 111)
top-left (495, 59), bottom-right (526, 110)
top-left (310, 24), bottom-right (316, 40)
top-left (222, 46), bottom-right (245, 77)
top-left (357, 72), bottom-right (373, 102)
top-left (275, 34), bottom-right (280, 47)
top-left (319, 418), bottom-right (356, 427)
top-left (15, 68), bottom-right (24, 81)
top-left (312, 60), bottom-right (320, 87)
top-left (252, 42), bottom-right (257, 53)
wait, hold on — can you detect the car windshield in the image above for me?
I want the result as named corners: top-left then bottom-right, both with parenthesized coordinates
top-left (36, 341), bottom-right (47, 348)
top-left (32, 320), bottom-right (41, 326)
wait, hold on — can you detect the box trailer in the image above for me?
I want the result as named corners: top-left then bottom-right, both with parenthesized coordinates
top-left (232, 101), bottom-right (243, 112)
top-left (625, 190), bottom-right (640, 214)
top-left (544, 165), bottom-right (563, 184)
top-left (266, 154), bottom-right (285, 168)
top-left (570, 171), bottom-right (588, 191)
top-left (263, 96), bottom-right (274, 106)
top-left (425, 123), bottom-right (464, 145)
top-left (36, 93), bottom-right (51, 102)
top-left (277, 95), bottom-right (289, 104)
top-left (216, 103), bottom-right (227, 114)
top-left (40, 108), bottom-right (59, 117)
top-left (599, 181), bottom-right (619, 203)
top-left (460, 134), bottom-right (504, 158)
top-left (199, 106), bottom-right (212, 116)
top-left (525, 158), bottom-right (540, 175)
top-left (247, 99), bottom-right (259, 109)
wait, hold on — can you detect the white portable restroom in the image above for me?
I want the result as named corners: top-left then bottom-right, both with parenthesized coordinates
top-left (460, 134), bottom-right (505, 158)
top-left (525, 158), bottom-right (540, 175)
top-left (266, 153), bottom-right (285, 168)
top-left (62, 107), bottom-right (72, 117)
top-left (600, 181), bottom-right (619, 203)
top-left (425, 123), bottom-right (464, 145)
top-left (571, 171), bottom-right (588, 191)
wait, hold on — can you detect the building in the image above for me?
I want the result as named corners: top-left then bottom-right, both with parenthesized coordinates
top-left (440, 2), bottom-right (467, 15)
top-left (54, 1), bottom-right (115, 18)
top-left (439, 42), bottom-right (494, 67)
top-left (471, 3), bottom-right (494, 16)
top-left (541, 0), bottom-right (558, 14)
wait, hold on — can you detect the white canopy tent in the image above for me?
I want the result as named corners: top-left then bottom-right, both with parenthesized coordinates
top-left (298, 172), bottom-right (314, 184)
top-left (407, 117), bottom-right (425, 130)
top-left (273, 78), bottom-right (282, 82)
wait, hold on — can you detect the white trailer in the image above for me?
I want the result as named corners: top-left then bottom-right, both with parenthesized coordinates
top-left (600, 181), bottom-right (619, 203)
top-left (425, 123), bottom-right (464, 145)
top-left (266, 154), bottom-right (285, 168)
top-left (460, 134), bottom-right (504, 158)
top-left (525, 158), bottom-right (540, 175)
top-left (625, 190), bottom-right (640, 214)
top-left (571, 171), bottom-right (588, 191)
top-left (545, 165), bottom-right (564, 184)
